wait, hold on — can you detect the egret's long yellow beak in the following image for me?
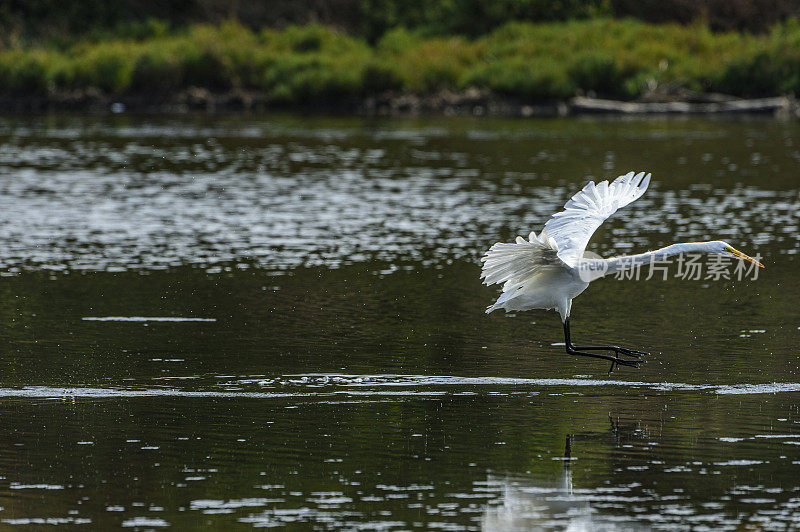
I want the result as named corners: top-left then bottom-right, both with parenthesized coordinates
top-left (726, 246), bottom-right (764, 268)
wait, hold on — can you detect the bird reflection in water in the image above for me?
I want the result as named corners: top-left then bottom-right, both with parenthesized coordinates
top-left (481, 433), bottom-right (639, 531)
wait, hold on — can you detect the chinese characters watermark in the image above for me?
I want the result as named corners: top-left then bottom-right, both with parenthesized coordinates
top-left (612, 253), bottom-right (762, 281)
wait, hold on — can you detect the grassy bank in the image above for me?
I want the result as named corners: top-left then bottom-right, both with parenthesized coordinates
top-left (2, 18), bottom-right (800, 107)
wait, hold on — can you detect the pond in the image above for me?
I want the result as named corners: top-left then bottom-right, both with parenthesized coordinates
top-left (0, 113), bottom-right (798, 529)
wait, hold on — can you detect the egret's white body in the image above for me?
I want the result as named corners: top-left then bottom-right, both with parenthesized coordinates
top-left (480, 171), bottom-right (763, 368)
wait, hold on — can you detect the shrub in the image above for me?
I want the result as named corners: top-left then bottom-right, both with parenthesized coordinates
top-left (2, 18), bottom-right (800, 102)
top-left (384, 36), bottom-right (480, 92)
top-left (361, 60), bottom-right (403, 93)
top-left (0, 50), bottom-right (56, 95)
top-left (568, 53), bottom-right (629, 97)
top-left (69, 41), bottom-right (139, 93)
top-left (712, 50), bottom-right (800, 97)
top-left (130, 42), bottom-right (186, 94)
top-left (464, 57), bottom-right (575, 100)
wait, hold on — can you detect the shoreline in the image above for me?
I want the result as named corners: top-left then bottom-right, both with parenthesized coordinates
top-left (0, 89), bottom-right (796, 118)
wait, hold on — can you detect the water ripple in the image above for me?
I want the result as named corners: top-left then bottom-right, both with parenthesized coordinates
top-left (2, 375), bottom-right (800, 400)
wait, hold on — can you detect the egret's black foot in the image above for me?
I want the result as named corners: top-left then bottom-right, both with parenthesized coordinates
top-left (615, 347), bottom-right (648, 358)
top-left (573, 345), bottom-right (649, 358)
top-left (565, 347), bottom-right (642, 368)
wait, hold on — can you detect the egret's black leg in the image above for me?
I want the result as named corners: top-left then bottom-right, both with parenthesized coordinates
top-left (568, 321), bottom-right (648, 358)
top-left (563, 318), bottom-right (641, 368)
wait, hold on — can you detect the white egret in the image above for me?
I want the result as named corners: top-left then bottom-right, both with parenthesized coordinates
top-left (480, 171), bottom-right (764, 369)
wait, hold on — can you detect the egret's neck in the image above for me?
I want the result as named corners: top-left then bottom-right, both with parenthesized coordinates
top-left (603, 242), bottom-right (709, 275)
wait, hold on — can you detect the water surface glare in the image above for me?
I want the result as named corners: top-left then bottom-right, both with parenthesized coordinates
top-left (0, 114), bottom-right (798, 530)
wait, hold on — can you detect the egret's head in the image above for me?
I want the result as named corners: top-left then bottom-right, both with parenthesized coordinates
top-left (714, 240), bottom-right (764, 268)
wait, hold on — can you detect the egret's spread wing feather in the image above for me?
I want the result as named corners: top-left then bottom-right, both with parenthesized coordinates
top-left (543, 171), bottom-right (650, 267)
top-left (480, 231), bottom-right (563, 313)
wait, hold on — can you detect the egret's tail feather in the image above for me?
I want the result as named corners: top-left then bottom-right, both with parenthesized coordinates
top-left (480, 231), bottom-right (561, 313)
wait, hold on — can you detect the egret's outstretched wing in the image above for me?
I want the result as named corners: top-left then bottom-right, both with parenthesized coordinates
top-left (543, 171), bottom-right (651, 267)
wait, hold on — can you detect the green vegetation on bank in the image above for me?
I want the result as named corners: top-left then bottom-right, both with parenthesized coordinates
top-left (3, 0), bottom-right (797, 45)
top-left (2, 18), bottom-right (800, 104)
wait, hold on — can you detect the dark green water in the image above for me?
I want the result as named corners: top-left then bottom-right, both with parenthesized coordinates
top-left (0, 114), bottom-right (798, 529)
